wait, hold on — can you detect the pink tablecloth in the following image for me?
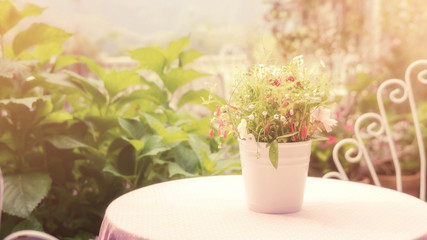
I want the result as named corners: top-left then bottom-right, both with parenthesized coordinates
top-left (99, 175), bottom-right (427, 240)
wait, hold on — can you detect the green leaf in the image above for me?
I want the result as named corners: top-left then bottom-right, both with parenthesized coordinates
top-left (53, 55), bottom-right (80, 71)
top-left (0, 96), bottom-right (49, 109)
top-left (15, 50), bottom-right (33, 60)
top-left (38, 110), bottom-right (73, 125)
top-left (12, 216), bottom-right (43, 232)
top-left (113, 86), bottom-right (167, 106)
top-left (143, 113), bottom-right (189, 145)
top-left (164, 36), bottom-right (190, 66)
top-left (0, 146), bottom-right (14, 164)
top-left (20, 3), bottom-right (45, 17)
top-left (172, 143), bottom-right (199, 173)
top-left (56, 55), bottom-right (106, 78)
top-left (315, 147), bottom-right (331, 162)
top-left (129, 47), bottom-right (166, 75)
top-left (3, 46), bottom-right (15, 59)
top-left (178, 89), bottom-right (224, 111)
top-left (181, 116), bottom-right (211, 136)
top-left (107, 137), bottom-right (129, 155)
top-left (85, 116), bottom-right (118, 133)
top-left (276, 132), bottom-right (298, 142)
top-left (268, 140), bottom-right (279, 169)
top-left (102, 163), bottom-right (132, 181)
top-left (65, 70), bottom-right (107, 107)
top-left (154, 158), bottom-right (197, 178)
top-left (127, 139), bottom-right (145, 153)
top-left (162, 68), bottom-right (208, 93)
top-left (117, 144), bottom-right (136, 176)
top-left (32, 98), bottom-right (53, 121)
top-left (46, 135), bottom-right (88, 149)
top-left (32, 42), bottom-right (63, 64)
top-left (179, 49), bottom-right (204, 66)
top-left (118, 117), bottom-right (145, 139)
top-left (104, 70), bottom-right (141, 98)
top-left (167, 161), bottom-right (197, 178)
top-left (13, 23), bottom-right (72, 56)
top-left (200, 150), bottom-right (216, 174)
top-left (3, 173), bottom-right (52, 218)
top-left (188, 134), bottom-right (210, 162)
top-left (0, 1), bottom-right (21, 35)
top-left (163, 128), bottom-right (188, 145)
top-left (0, 130), bottom-right (16, 151)
top-left (42, 72), bottom-right (82, 90)
top-left (140, 135), bottom-right (171, 157)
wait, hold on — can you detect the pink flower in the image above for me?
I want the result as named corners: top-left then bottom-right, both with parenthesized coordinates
top-left (301, 122), bottom-right (307, 140)
top-left (327, 136), bottom-right (337, 144)
top-left (290, 124), bottom-right (296, 141)
top-left (269, 78), bottom-right (282, 86)
top-left (311, 106), bottom-right (337, 133)
top-left (228, 105), bottom-right (238, 110)
top-left (345, 125), bottom-right (354, 131)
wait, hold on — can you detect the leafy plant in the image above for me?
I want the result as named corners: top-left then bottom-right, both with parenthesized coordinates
top-left (0, 1), bottom-right (239, 238)
top-left (208, 56), bottom-right (336, 168)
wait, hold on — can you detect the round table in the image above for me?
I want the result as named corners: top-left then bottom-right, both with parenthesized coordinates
top-left (98, 175), bottom-right (427, 240)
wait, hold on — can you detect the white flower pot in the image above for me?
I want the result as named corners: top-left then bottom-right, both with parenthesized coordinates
top-left (238, 134), bottom-right (312, 214)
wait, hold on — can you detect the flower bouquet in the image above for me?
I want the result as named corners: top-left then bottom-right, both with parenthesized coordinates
top-left (207, 56), bottom-right (336, 213)
top-left (209, 55), bottom-right (337, 168)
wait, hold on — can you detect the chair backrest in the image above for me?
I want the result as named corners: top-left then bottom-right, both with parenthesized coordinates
top-left (3, 230), bottom-right (59, 240)
top-left (323, 59), bottom-right (427, 201)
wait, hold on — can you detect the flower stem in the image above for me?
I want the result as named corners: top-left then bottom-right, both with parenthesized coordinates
top-left (0, 34), bottom-right (4, 59)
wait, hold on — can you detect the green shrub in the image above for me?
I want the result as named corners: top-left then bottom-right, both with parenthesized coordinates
top-left (0, 1), bottom-right (239, 238)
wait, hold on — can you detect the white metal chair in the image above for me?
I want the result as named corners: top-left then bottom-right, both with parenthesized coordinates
top-left (0, 169), bottom-right (58, 240)
top-left (323, 59), bottom-right (427, 201)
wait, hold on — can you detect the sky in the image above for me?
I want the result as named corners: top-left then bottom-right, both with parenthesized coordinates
top-left (14, 0), bottom-right (270, 54)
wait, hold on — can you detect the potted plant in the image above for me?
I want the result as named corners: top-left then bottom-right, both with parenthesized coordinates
top-left (370, 118), bottom-right (422, 197)
top-left (207, 56), bottom-right (336, 213)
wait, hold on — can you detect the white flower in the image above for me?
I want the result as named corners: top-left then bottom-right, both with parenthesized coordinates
top-left (26, 76), bottom-right (35, 81)
top-left (280, 115), bottom-right (286, 122)
top-left (237, 119), bottom-right (248, 139)
top-left (245, 94), bottom-right (250, 99)
top-left (292, 55), bottom-right (304, 66)
top-left (320, 59), bottom-right (326, 68)
top-left (262, 111), bottom-right (267, 116)
top-left (249, 104), bottom-right (255, 109)
top-left (248, 114), bottom-right (255, 120)
top-left (274, 114), bottom-right (279, 120)
top-left (290, 109), bottom-right (294, 115)
top-left (311, 106), bottom-right (337, 133)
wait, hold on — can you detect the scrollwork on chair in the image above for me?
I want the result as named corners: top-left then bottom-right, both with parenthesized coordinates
top-left (323, 59), bottom-right (427, 201)
top-left (322, 138), bottom-right (362, 181)
top-left (376, 79), bottom-right (407, 192)
top-left (354, 112), bottom-right (385, 187)
top-left (404, 59), bottom-right (427, 200)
